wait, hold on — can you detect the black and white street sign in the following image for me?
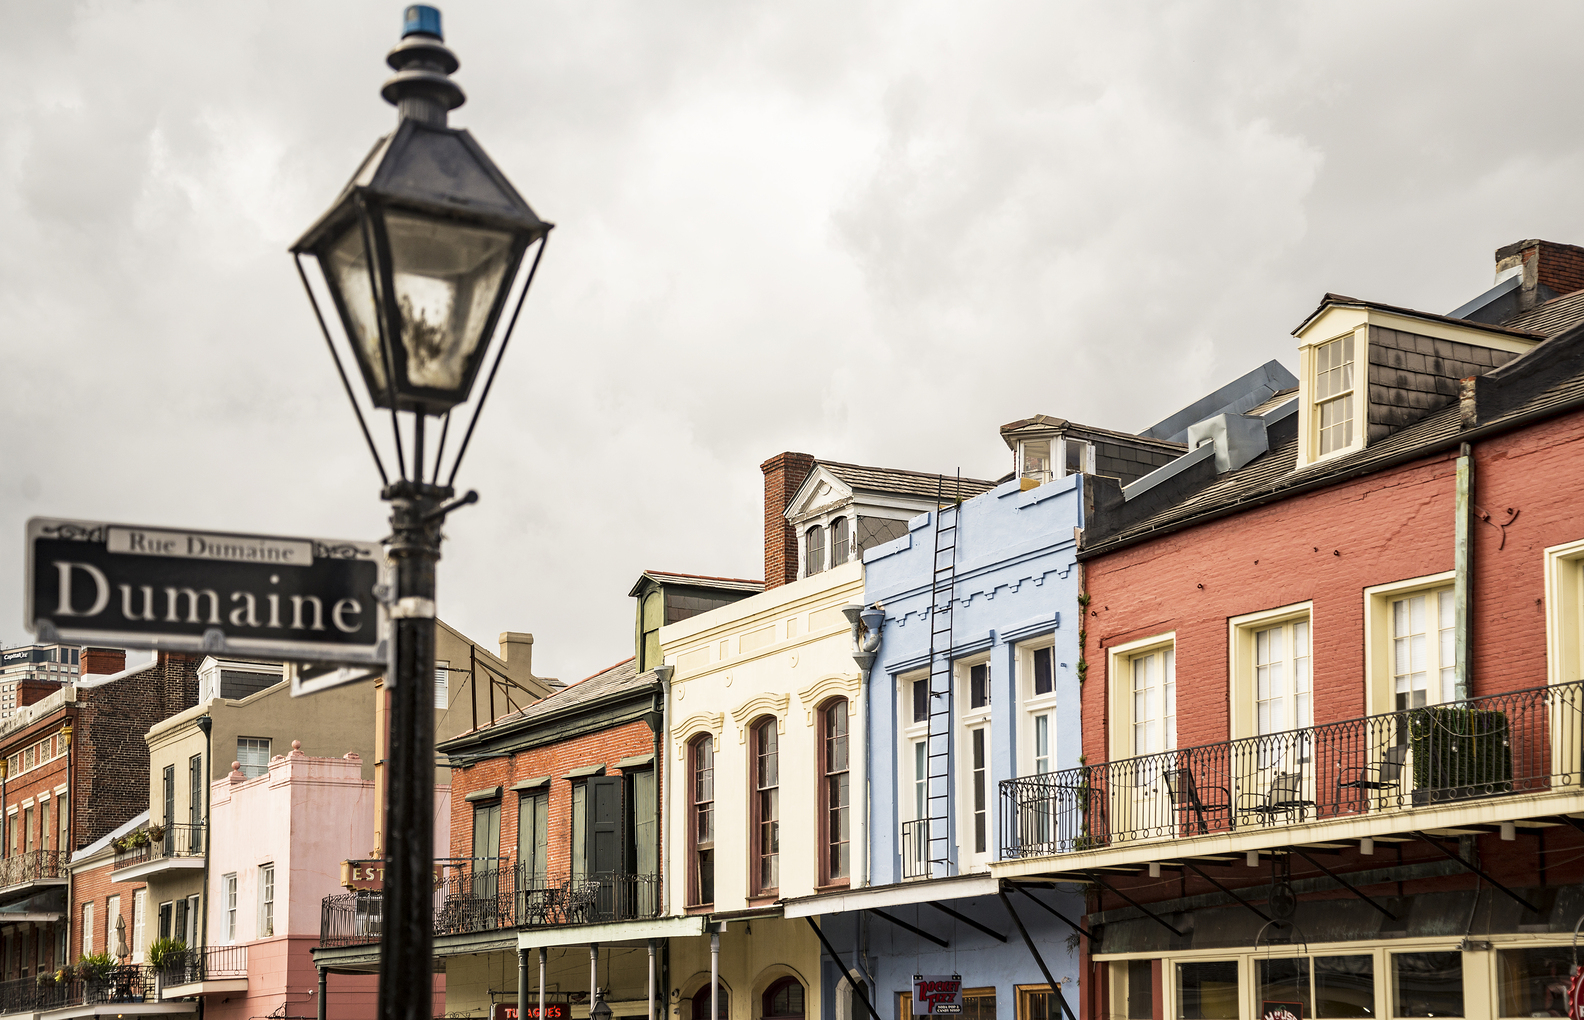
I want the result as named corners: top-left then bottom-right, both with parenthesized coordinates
top-left (25, 518), bottom-right (390, 665)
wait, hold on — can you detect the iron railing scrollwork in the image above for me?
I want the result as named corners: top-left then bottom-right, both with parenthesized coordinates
top-left (0, 965), bottom-right (152, 1011)
top-left (1001, 680), bottom-right (1584, 858)
top-left (0, 849), bottom-right (69, 888)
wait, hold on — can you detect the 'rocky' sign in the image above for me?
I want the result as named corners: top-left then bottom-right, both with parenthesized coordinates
top-left (25, 518), bottom-right (390, 665)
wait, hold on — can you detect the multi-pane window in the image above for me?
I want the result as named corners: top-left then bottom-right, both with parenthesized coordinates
top-left (1131, 648), bottom-right (1176, 756)
top-left (752, 719), bottom-right (779, 893)
top-left (763, 978), bottom-right (806, 1019)
top-left (1019, 440), bottom-right (1053, 485)
top-left (223, 874), bottom-right (237, 941)
top-left (1033, 647), bottom-right (1053, 696)
top-left (805, 525), bottom-right (826, 576)
top-left (821, 699), bottom-right (850, 883)
top-left (517, 791), bottom-right (549, 885)
top-left (1033, 716), bottom-right (1052, 775)
top-left (1064, 438), bottom-right (1091, 476)
top-left (690, 736), bottom-right (714, 905)
top-left (1256, 620), bottom-right (1313, 736)
top-left (236, 738), bottom-right (270, 779)
top-left (970, 727), bottom-right (988, 854)
top-left (258, 863), bottom-right (275, 937)
top-left (1392, 590), bottom-right (1456, 710)
top-left (831, 517), bottom-right (850, 567)
top-left (1315, 333), bottom-right (1356, 456)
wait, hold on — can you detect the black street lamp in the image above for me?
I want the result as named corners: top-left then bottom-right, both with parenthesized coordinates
top-left (291, 7), bottom-right (550, 1019)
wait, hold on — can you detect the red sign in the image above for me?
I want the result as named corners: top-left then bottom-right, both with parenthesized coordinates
top-left (913, 975), bottom-right (963, 1015)
top-left (491, 1004), bottom-right (567, 1020)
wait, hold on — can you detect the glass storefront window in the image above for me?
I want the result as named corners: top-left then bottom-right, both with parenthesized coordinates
top-left (1314, 956), bottom-right (1374, 1018)
top-left (1179, 961), bottom-right (1240, 1020)
top-left (1393, 952), bottom-right (1463, 1018)
top-left (1498, 947), bottom-right (1574, 1017)
top-left (1259, 958), bottom-right (1313, 1019)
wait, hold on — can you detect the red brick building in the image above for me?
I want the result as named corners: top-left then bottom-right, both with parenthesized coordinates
top-left (994, 240), bottom-right (1584, 1020)
top-left (0, 649), bottom-right (197, 1009)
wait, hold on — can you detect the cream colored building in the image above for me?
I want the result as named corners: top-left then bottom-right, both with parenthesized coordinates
top-left (661, 559), bottom-right (866, 1020)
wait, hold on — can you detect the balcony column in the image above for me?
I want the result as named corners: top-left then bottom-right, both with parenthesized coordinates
top-left (539, 947), bottom-right (547, 1020)
top-left (590, 943), bottom-right (598, 1007)
top-left (517, 948), bottom-right (528, 1020)
top-left (317, 966), bottom-right (328, 1020)
top-left (647, 940), bottom-right (657, 1020)
top-left (710, 931), bottom-right (720, 1020)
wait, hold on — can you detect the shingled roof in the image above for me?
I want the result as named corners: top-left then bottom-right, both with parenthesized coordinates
top-left (1502, 289), bottom-right (1584, 338)
top-left (817, 460), bottom-right (997, 502)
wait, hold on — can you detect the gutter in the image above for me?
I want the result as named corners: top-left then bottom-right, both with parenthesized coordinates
top-left (1081, 385), bottom-right (1584, 560)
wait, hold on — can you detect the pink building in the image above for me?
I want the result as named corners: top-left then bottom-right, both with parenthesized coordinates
top-left (188, 743), bottom-right (448, 1020)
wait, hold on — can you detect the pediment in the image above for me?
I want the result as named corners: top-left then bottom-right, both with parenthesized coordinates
top-left (785, 465), bottom-right (855, 523)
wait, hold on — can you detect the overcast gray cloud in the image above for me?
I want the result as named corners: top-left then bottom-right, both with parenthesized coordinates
top-left (3, 1), bottom-right (1583, 683)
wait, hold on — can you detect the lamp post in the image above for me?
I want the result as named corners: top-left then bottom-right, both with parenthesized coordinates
top-left (290, 8), bottom-right (550, 1019)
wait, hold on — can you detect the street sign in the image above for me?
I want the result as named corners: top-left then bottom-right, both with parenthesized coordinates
top-left (25, 518), bottom-right (390, 665)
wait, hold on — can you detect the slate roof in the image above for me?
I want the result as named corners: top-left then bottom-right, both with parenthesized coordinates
top-left (1296, 293), bottom-right (1546, 340)
top-left (629, 571), bottom-right (763, 596)
top-left (1086, 325), bottom-right (1584, 554)
top-left (1502, 289), bottom-right (1584, 338)
top-left (999, 415), bottom-right (1188, 453)
top-left (818, 461), bottom-right (998, 502)
top-left (441, 656), bottom-right (650, 752)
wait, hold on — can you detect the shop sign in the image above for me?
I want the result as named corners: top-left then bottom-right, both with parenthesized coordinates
top-left (340, 859), bottom-right (449, 890)
top-left (913, 975), bottom-right (964, 1015)
top-left (24, 517), bottom-right (390, 665)
top-left (1261, 1002), bottom-right (1304, 1020)
top-left (490, 1003), bottom-right (567, 1020)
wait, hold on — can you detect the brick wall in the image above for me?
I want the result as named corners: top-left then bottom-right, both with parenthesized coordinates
top-left (761, 452), bottom-right (815, 589)
top-left (78, 648), bottom-right (126, 677)
top-left (1081, 404), bottom-right (1584, 764)
top-left (71, 652), bottom-right (199, 853)
top-left (70, 857), bottom-right (146, 962)
top-left (447, 718), bottom-right (659, 879)
top-left (1496, 238), bottom-right (1584, 300)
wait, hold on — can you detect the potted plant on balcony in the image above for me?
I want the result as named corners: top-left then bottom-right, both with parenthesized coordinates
top-left (146, 823), bottom-right (165, 849)
top-left (75, 952), bottom-right (113, 983)
top-left (1409, 704), bottom-right (1514, 804)
top-left (145, 937), bottom-right (185, 972)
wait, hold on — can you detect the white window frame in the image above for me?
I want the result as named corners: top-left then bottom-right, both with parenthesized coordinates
top-left (106, 893), bottom-right (120, 958)
top-left (82, 901), bottom-right (93, 955)
top-left (1545, 537), bottom-right (1584, 687)
top-left (895, 669), bottom-right (930, 879)
top-left (1106, 633), bottom-right (1177, 762)
top-left (1300, 326), bottom-right (1366, 466)
top-left (435, 660), bottom-right (450, 709)
top-left (1228, 603), bottom-right (1314, 741)
top-left (236, 737), bottom-right (271, 779)
top-left (955, 652), bottom-right (993, 872)
top-left (223, 873), bottom-right (238, 942)
top-left (1363, 572), bottom-right (1457, 718)
top-left (258, 863), bottom-right (275, 938)
top-left (1017, 637), bottom-right (1060, 778)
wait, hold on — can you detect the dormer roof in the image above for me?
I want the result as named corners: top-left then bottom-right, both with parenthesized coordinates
top-left (783, 460), bottom-right (996, 524)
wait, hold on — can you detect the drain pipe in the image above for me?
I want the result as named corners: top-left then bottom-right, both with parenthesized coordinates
top-left (1454, 442), bottom-right (1474, 701)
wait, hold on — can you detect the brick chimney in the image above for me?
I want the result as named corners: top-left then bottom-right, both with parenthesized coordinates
top-left (1494, 239), bottom-right (1584, 313)
top-left (761, 452), bottom-right (816, 589)
top-left (78, 647), bottom-right (125, 677)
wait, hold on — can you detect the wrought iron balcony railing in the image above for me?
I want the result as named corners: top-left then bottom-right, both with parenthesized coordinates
top-left (113, 822), bottom-right (204, 869)
top-left (0, 849), bottom-right (68, 888)
top-left (157, 944), bottom-right (248, 986)
top-left (0, 965), bottom-right (152, 1012)
top-left (1000, 680), bottom-right (1584, 859)
top-left (320, 865), bottom-right (663, 946)
top-left (900, 818), bottom-right (930, 880)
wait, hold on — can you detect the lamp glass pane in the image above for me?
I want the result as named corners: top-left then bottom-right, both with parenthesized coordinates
top-left (384, 210), bottom-right (514, 393)
top-left (325, 221), bottom-right (388, 394)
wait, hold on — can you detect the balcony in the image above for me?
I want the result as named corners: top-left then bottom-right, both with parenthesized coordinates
top-left (110, 823), bottom-right (205, 883)
top-left (0, 965), bottom-right (156, 1015)
top-left (0, 850), bottom-right (68, 893)
top-left (320, 866), bottom-right (663, 947)
top-left (159, 944), bottom-right (248, 997)
top-left (999, 680), bottom-right (1584, 872)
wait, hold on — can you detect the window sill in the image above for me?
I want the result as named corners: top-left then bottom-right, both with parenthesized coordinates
top-left (814, 880), bottom-right (851, 893)
top-left (747, 893), bottom-right (778, 907)
top-left (686, 904), bottom-right (714, 915)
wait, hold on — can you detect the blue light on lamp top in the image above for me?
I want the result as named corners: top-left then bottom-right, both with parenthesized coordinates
top-left (403, 5), bottom-right (443, 39)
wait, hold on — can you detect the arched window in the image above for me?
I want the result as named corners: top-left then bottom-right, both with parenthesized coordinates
top-left (763, 977), bottom-right (805, 1019)
top-left (830, 517), bottom-right (850, 566)
top-left (690, 735), bottom-right (715, 905)
top-left (692, 986), bottom-right (729, 1019)
top-left (751, 717), bottom-right (780, 893)
top-left (818, 698), bottom-right (850, 884)
top-left (805, 525), bottom-right (826, 576)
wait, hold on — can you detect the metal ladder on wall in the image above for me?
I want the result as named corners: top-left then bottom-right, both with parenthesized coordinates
top-left (923, 472), bottom-right (961, 877)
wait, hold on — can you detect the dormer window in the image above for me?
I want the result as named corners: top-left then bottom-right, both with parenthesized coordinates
top-left (805, 525), bottom-right (826, 575)
top-left (1064, 438), bottom-right (1092, 476)
top-left (831, 517), bottom-right (849, 566)
top-left (1314, 333), bottom-right (1356, 456)
top-left (1018, 440), bottom-right (1053, 485)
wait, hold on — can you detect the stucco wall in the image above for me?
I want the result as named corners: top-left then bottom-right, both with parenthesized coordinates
top-left (661, 561), bottom-right (865, 911)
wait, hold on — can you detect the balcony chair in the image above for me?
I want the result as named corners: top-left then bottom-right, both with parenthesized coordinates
top-left (1238, 772), bottom-right (1316, 824)
top-left (1337, 743), bottom-right (1408, 808)
top-left (1163, 768), bottom-right (1232, 835)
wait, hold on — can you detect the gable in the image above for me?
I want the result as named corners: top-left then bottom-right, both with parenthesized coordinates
top-left (784, 465), bottom-right (855, 523)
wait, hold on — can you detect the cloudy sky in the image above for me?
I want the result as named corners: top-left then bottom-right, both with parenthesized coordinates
top-left (4, 1), bottom-right (1583, 684)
